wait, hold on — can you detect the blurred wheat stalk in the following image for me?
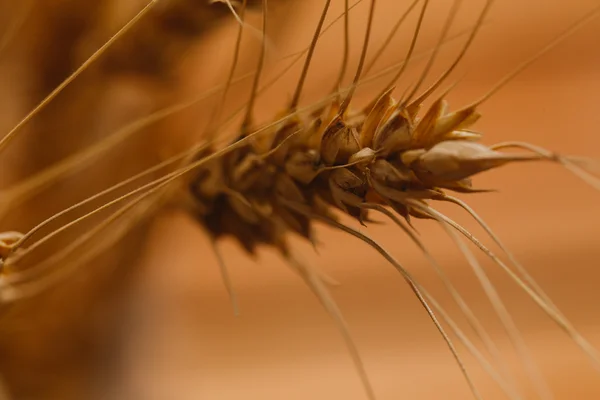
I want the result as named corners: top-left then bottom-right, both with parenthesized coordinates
top-left (0, 0), bottom-right (279, 398)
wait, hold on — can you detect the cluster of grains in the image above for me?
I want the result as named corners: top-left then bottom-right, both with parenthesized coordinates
top-left (188, 89), bottom-right (535, 255)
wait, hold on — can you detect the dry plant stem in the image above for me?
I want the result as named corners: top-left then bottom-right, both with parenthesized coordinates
top-left (286, 251), bottom-right (376, 400)
top-left (0, 72), bottom-right (253, 220)
top-left (467, 3), bottom-right (600, 108)
top-left (4, 114), bottom-right (300, 283)
top-left (63, 59), bottom-right (398, 176)
top-left (7, 116), bottom-right (319, 283)
top-left (7, 93), bottom-right (323, 267)
top-left (564, 156), bottom-right (600, 175)
top-left (442, 185), bottom-right (600, 373)
top-left (361, 203), bottom-right (521, 397)
top-left (489, 142), bottom-right (600, 190)
top-left (401, 0), bottom-right (462, 106)
top-left (553, 162), bottom-right (600, 190)
top-left (277, 0), bottom-right (364, 64)
top-left (363, 0), bottom-right (420, 77)
top-left (358, 21), bottom-right (488, 116)
top-left (1, 195), bottom-right (157, 302)
top-left (0, 178), bottom-right (170, 299)
top-left (440, 194), bottom-right (566, 315)
top-left (6, 31), bottom-right (446, 209)
top-left (407, 0), bottom-right (493, 109)
top-left (411, 201), bottom-right (553, 400)
top-left (7, 101), bottom-right (319, 267)
top-left (4, 177), bottom-right (170, 278)
top-left (417, 282), bottom-right (520, 399)
top-left (0, 0), bottom-right (160, 155)
top-left (7, 144), bottom-right (209, 264)
top-left (429, 207), bottom-right (600, 371)
top-left (349, 21), bottom-right (486, 121)
top-left (378, 0), bottom-right (428, 97)
top-left (216, 0), bottom-right (245, 26)
top-left (12, 149), bottom-right (198, 251)
top-left (212, 0), bottom-right (268, 43)
top-left (338, 0), bottom-right (376, 115)
top-left (0, 8), bottom-right (476, 224)
top-left (268, 11), bottom-right (468, 114)
top-left (9, 77), bottom-right (331, 258)
top-left (279, 200), bottom-right (483, 400)
top-left (241, 0), bottom-right (267, 132)
top-left (0, 2), bottom-right (362, 218)
top-left (5, 106), bottom-right (282, 294)
top-left (215, 0), bottom-right (364, 114)
top-left (331, 0), bottom-right (350, 93)
top-left (210, 237), bottom-right (240, 316)
top-left (5, 190), bottom-right (501, 400)
top-left (288, 0), bottom-right (331, 111)
top-left (6, 109), bottom-right (308, 271)
top-left (205, 0), bottom-right (248, 140)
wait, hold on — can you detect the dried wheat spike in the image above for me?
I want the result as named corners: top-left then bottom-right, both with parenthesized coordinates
top-left (181, 2), bottom-right (600, 399)
top-left (1, 0), bottom-right (600, 399)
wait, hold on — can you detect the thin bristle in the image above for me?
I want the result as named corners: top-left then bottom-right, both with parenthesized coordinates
top-left (439, 211), bottom-right (600, 370)
top-left (363, 0), bottom-right (421, 77)
top-left (407, 0), bottom-right (493, 109)
top-left (409, 200), bottom-right (553, 400)
top-left (288, 0), bottom-right (332, 111)
top-left (338, 0), bottom-right (376, 114)
top-left (205, 0), bottom-right (248, 140)
top-left (0, 0), bottom-right (160, 155)
top-left (378, 0), bottom-right (429, 99)
top-left (210, 237), bottom-right (241, 316)
top-left (401, 0), bottom-right (462, 106)
top-left (286, 251), bottom-right (377, 400)
top-left (281, 200), bottom-right (483, 400)
top-left (331, 0), bottom-right (350, 93)
top-left (241, 0), bottom-right (268, 132)
top-left (361, 202), bottom-right (521, 397)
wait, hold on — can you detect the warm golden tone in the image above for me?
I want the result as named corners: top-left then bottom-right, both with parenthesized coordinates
top-left (0, 0), bottom-right (599, 399)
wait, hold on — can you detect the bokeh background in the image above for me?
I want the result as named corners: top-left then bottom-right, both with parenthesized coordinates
top-left (0, 0), bottom-right (599, 399)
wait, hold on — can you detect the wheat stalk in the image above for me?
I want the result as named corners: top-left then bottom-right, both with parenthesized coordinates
top-left (0, 1), bottom-right (599, 399)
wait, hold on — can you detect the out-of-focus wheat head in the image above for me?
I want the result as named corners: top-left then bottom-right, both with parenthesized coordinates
top-left (0, 1), bottom-right (600, 400)
top-left (0, 0), bottom-right (279, 398)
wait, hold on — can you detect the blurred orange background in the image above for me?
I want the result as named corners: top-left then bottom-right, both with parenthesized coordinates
top-left (2, 0), bottom-right (600, 399)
